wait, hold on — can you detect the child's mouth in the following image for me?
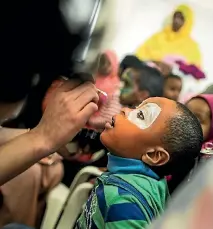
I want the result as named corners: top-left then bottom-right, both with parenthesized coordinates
top-left (104, 117), bottom-right (115, 130)
top-left (111, 117), bottom-right (115, 127)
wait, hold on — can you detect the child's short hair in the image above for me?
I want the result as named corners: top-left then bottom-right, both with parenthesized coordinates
top-left (152, 102), bottom-right (203, 189)
top-left (120, 55), bottom-right (145, 75)
top-left (137, 66), bottom-right (164, 97)
top-left (164, 74), bottom-right (182, 82)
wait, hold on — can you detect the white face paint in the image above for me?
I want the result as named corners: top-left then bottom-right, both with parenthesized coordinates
top-left (127, 103), bottom-right (162, 129)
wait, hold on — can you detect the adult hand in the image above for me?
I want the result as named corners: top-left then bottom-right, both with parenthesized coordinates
top-left (32, 80), bottom-right (99, 154)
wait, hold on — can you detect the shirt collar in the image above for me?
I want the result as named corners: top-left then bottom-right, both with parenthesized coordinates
top-left (107, 153), bottom-right (159, 180)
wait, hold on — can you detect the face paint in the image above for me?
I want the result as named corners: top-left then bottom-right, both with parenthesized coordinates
top-left (120, 69), bottom-right (134, 97)
top-left (127, 103), bottom-right (162, 129)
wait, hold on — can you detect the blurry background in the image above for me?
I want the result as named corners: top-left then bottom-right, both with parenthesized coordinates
top-left (97, 0), bottom-right (213, 95)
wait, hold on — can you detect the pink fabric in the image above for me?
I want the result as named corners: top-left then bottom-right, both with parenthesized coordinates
top-left (163, 55), bottom-right (186, 65)
top-left (195, 94), bottom-right (213, 141)
top-left (166, 175), bottom-right (172, 182)
top-left (146, 62), bottom-right (161, 71)
top-left (179, 93), bottom-right (197, 104)
top-left (176, 61), bottom-right (206, 79)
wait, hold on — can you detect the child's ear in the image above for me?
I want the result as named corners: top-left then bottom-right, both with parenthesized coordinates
top-left (141, 147), bottom-right (170, 166)
top-left (136, 90), bottom-right (150, 103)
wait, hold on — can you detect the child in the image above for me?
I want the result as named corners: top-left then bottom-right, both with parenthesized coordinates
top-left (163, 75), bottom-right (182, 101)
top-left (76, 97), bottom-right (203, 229)
top-left (120, 65), bottom-right (164, 107)
top-left (186, 94), bottom-right (213, 162)
top-left (119, 55), bottom-right (145, 77)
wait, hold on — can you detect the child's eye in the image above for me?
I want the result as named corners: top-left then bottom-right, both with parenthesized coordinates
top-left (137, 110), bottom-right (144, 120)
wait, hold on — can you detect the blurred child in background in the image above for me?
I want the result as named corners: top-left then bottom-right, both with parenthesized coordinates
top-left (120, 65), bottom-right (164, 107)
top-left (163, 75), bottom-right (182, 101)
top-left (187, 94), bottom-right (213, 163)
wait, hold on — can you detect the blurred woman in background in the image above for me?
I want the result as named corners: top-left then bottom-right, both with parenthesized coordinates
top-left (136, 4), bottom-right (201, 67)
top-left (87, 50), bottom-right (121, 130)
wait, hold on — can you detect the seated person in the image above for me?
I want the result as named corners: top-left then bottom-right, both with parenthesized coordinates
top-left (119, 55), bottom-right (145, 77)
top-left (187, 94), bottom-right (213, 162)
top-left (163, 75), bottom-right (182, 101)
top-left (76, 97), bottom-right (203, 229)
top-left (120, 65), bottom-right (164, 107)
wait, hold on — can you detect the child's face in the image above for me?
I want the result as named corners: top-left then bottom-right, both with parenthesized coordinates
top-left (187, 98), bottom-right (211, 141)
top-left (172, 11), bottom-right (185, 32)
top-left (163, 78), bottom-right (182, 101)
top-left (101, 97), bottom-right (178, 164)
top-left (120, 68), bottom-right (143, 106)
top-left (98, 54), bottom-right (112, 76)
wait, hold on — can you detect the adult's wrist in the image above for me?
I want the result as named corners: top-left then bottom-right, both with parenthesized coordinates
top-left (27, 128), bottom-right (53, 159)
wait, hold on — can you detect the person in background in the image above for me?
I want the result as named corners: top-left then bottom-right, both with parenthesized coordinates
top-left (187, 94), bottom-right (213, 163)
top-left (76, 97), bottom-right (203, 229)
top-left (163, 75), bottom-right (182, 101)
top-left (87, 50), bottom-right (121, 130)
top-left (136, 4), bottom-right (201, 67)
top-left (119, 55), bottom-right (145, 77)
top-left (120, 65), bottom-right (164, 107)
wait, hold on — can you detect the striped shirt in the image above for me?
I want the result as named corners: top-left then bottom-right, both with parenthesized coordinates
top-left (76, 154), bottom-right (169, 229)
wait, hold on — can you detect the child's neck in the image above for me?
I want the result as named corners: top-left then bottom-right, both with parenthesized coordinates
top-left (107, 154), bottom-right (159, 180)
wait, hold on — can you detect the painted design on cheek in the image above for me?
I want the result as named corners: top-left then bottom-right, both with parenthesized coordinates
top-left (120, 69), bottom-right (134, 96)
top-left (127, 103), bottom-right (162, 129)
top-left (137, 110), bottom-right (145, 120)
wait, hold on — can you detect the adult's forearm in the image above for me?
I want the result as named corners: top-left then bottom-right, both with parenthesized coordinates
top-left (0, 130), bottom-right (49, 185)
top-left (0, 127), bottom-right (28, 146)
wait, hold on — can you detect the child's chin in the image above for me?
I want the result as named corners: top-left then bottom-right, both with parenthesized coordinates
top-left (100, 132), bottom-right (113, 151)
top-left (100, 131), bottom-right (107, 146)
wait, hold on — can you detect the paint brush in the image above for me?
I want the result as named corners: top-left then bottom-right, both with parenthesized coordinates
top-left (97, 89), bottom-right (107, 97)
